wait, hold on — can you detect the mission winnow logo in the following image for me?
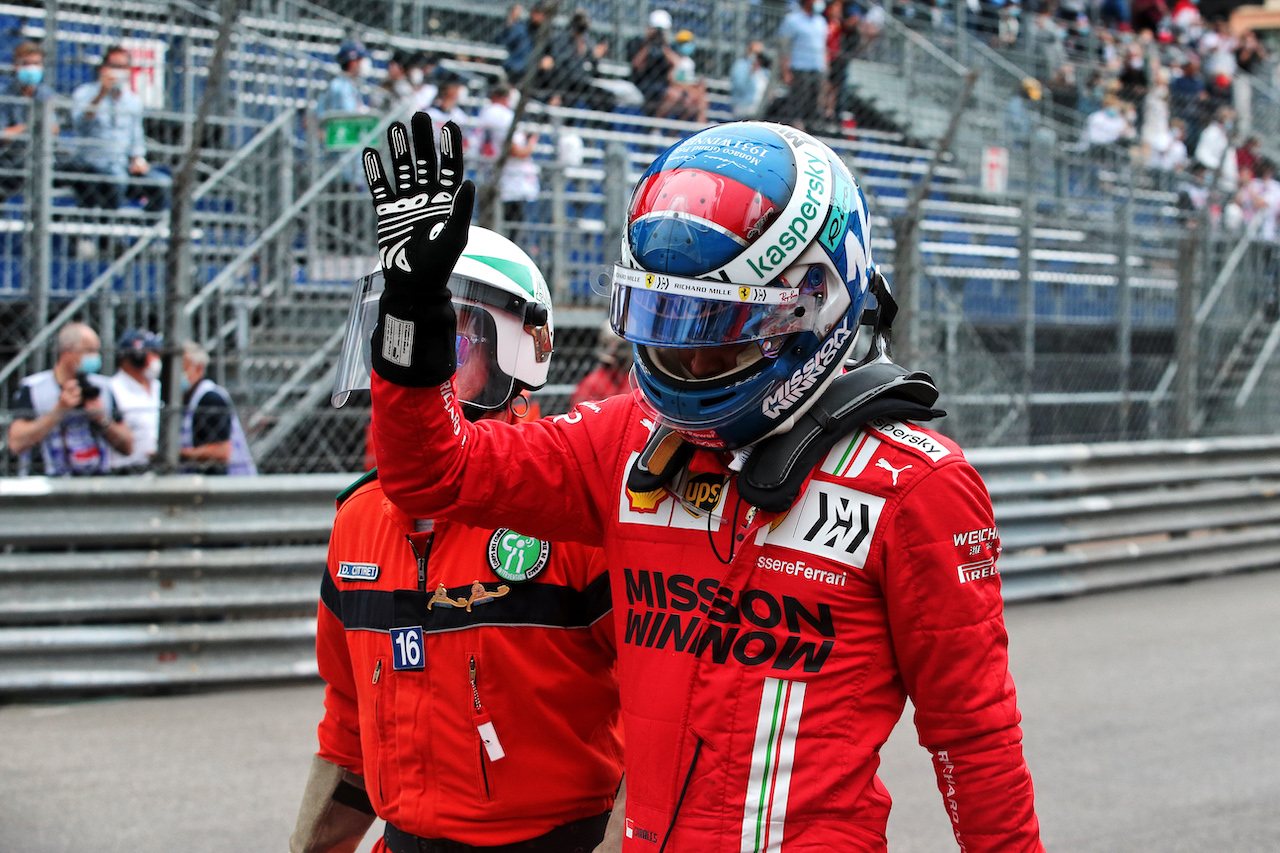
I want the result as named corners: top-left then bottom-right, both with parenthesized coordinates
top-left (622, 568), bottom-right (836, 673)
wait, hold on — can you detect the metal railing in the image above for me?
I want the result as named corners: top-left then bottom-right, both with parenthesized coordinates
top-left (4, 434), bottom-right (1280, 695)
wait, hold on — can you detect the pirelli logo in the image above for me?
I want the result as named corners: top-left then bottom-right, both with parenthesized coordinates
top-left (957, 557), bottom-right (998, 584)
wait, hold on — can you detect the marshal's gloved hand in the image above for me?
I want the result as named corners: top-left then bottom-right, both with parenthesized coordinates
top-left (362, 113), bottom-right (475, 387)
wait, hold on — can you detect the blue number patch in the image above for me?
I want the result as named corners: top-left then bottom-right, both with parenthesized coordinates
top-left (390, 626), bottom-right (424, 671)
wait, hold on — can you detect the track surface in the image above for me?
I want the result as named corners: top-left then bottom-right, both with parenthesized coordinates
top-left (3, 570), bottom-right (1279, 852)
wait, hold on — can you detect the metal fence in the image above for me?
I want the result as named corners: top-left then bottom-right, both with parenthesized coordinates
top-left (5, 434), bottom-right (1280, 695)
top-left (4, 0), bottom-right (1280, 476)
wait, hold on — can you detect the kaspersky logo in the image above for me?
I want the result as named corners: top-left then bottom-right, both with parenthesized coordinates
top-left (760, 314), bottom-right (855, 419)
top-left (745, 150), bottom-right (828, 279)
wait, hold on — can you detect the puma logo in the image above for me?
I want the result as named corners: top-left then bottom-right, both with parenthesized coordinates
top-left (875, 458), bottom-right (912, 485)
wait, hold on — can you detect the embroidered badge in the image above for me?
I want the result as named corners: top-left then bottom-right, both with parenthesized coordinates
top-left (486, 529), bottom-right (550, 582)
top-left (337, 561), bottom-right (379, 581)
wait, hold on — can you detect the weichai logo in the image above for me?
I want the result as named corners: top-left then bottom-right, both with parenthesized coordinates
top-left (622, 568), bottom-right (836, 672)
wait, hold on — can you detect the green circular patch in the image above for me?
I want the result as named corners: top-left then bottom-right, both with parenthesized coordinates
top-left (486, 529), bottom-right (550, 582)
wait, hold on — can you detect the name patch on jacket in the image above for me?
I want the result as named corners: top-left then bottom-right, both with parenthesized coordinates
top-left (760, 481), bottom-right (885, 569)
top-left (337, 561), bottom-right (380, 581)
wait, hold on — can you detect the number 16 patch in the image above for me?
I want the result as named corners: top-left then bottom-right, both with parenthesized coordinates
top-left (390, 626), bottom-right (424, 670)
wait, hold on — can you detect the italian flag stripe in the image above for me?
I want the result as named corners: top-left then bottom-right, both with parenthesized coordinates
top-left (741, 678), bottom-right (807, 853)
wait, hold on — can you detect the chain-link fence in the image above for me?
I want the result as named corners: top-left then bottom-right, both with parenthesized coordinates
top-left (4, 0), bottom-right (1280, 477)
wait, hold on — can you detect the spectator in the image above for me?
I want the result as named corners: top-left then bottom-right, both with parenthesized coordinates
top-left (7, 322), bottom-right (133, 476)
top-left (1083, 92), bottom-right (1137, 154)
top-left (374, 49), bottom-right (416, 110)
top-left (108, 329), bottom-right (162, 474)
top-left (1195, 104), bottom-right (1238, 191)
top-left (1048, 61), bottom-right (1080, 111)
top-left (1237, 135), bottom-right (1260, 176)
top-left (1197, 18), bottom-right (1237, 80)
top-left (425, 73), bottom-right (469, 135)
top-left (0, 41), bottom-right (55, 200)
top-left (729, 41), bottom-right (771, 120)
top-left (857, 1), bottom-right (886, 55)
top-left (776, 0), bottom-right (829, 130)
top-left (180, 342), bottom-right (256, 476)
top-left (1178, 160), bottom-right (1209, 214)
top-left (660, 30), bottom-right (708, 122)
top-left (1141, 66), bottom-right (1171, 151)
top-left (995, 3), bottom-right (1021, 50)
top-left (1130, 0), bottom-right (1169, 36)
top-left (68, 45), bottom-right (170, 212)
top-left (1250, 160), bottom-right (1280, 242)
top-left (1205, 70), bottom-right (1234, 119)
top-left (319, 41), bottom-right (372, 117)
top-left (628, 9), bottom-right (678, 117)
top-left (497, 4), bottom-right (535, 82)
top-left (474, 83), bottom-right (540, 237)
top-left (409, 52), bottom-right (443, 113)
top-left (1148, 116), bottom-right (1189, 173)
top-left (539, 10), bottom-right (613, 112)
top-left (1235, 29), bottom-right (1266, 76)
top-left (1031, 8), bottom-right (1067, 79)
top-left (1169, 56), bottom-right (1207, 146)
top-left (1117, 41), bottom-right (1150, 107)
top-left (568, 323), bottom-right (634, 407)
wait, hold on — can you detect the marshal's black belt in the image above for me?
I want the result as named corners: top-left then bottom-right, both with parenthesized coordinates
top-left (383, 811), bottom-right (610, 853)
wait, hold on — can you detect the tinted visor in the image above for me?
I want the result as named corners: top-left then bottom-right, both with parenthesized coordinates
top-left (609, 264), bottom-right (821, 348)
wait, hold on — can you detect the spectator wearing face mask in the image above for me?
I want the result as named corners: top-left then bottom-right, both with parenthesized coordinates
top-left (320, 41), bottom-right (373, 117)
top-left (1195, 105), bottom-right (1238, 191)
top-left (7, 322), bottom-right (133, 476)
top-left (108, 329), bottom-right (163, 474)
top-left (67, 45), bottom-right (170, 212)
top-left (0, 41), bottom-right (55, 200)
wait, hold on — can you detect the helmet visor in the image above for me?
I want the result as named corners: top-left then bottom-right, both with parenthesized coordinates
top-left (609, 264), bottom-right (823, 349)
top-left (332, 270), bottom-right (526, 408)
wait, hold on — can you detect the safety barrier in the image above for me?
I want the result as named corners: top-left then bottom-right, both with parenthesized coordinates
top-left (3, 435), bottom-right (1280, 696)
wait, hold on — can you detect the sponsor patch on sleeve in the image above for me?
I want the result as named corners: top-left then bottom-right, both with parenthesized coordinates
top-left (760, 481), bottom-right (885, 569)
top-left (866, 418), bottom-right (951, 463)
top-left (337, 561), bottom-right (380, 581)
top-left (957, 557), bottom-right (999, 584)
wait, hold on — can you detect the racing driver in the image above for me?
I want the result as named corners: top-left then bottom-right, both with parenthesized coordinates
top-left (358, 114), bottom-right (1044, 852)
top-left (290, 221), bottom-right (624, 853)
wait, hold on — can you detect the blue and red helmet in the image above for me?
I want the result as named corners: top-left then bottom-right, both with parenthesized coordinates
top-left (610, 122), bottom-right (874, 450)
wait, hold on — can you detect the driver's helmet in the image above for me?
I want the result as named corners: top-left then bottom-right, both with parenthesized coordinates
top-left (609, 122), bottom-right (874, 450)
top-left (333, 226), bottom-right (554, 413)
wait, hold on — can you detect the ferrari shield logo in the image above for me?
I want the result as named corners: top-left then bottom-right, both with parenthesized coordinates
top-left (645, 273), bottom-right (655, 288)
top-left (739, 286), bottom-right (751, 301)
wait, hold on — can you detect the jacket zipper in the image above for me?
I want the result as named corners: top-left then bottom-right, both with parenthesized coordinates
top-left (469, 654), bottom-right (491, 799)
top-left (404, 532), bottom-right (434, 593)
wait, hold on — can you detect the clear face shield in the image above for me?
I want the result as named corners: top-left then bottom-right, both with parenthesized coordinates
top-left (332, 270), bottom-right (541, 410)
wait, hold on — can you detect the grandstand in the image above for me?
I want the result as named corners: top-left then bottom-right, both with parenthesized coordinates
top-left (2, 0), bottom-right (1279, 476)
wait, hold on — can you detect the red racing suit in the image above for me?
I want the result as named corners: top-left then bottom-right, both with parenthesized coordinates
top-left (316, 473), bottom-right (624, 847)
top-left (372, 378), bottom-right (1043, 853)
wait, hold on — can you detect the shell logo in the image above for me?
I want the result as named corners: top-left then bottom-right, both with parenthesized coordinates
top-left (626, 487), bottom-right (668, 514)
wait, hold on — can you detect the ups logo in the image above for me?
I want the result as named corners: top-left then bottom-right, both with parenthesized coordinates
top-left (681, 473), bottom-right (726, 514)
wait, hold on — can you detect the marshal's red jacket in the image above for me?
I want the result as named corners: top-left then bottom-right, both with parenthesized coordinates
top-left (316, 474), bottom-right (623, 846)
top-left (372, 377), bottom-right (1043, 853)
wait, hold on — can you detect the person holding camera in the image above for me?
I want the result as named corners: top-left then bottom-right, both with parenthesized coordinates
top-left (628, 9), bottom-right (678, 117)
top-left (7, 322), bottom-right (132, 476)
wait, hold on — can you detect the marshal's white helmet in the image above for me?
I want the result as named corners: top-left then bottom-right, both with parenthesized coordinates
top-left (333, 226), bottom-right (554, 410)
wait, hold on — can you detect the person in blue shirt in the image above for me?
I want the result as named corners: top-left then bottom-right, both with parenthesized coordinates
top-left (67, 45), bottom-right (170, 212)
top-left (496, 3), bottom-right (536, 82)
top-left (0, 41), bottom-right (56, 200)
top-left (776, 0), bottom-right (829, 131)
top-left (319, 42), bottom-right (372, 117)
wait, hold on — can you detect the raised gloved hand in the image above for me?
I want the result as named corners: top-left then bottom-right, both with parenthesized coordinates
top-left (362, 112), bottom-right (475, 387)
